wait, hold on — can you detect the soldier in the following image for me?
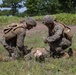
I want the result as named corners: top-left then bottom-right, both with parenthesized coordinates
top-left (1, 17), bottom-right (37, 60)
top-left (42, 15), bottom-right (73, 58)
top-left (24, 48), bottom-right (50, 61)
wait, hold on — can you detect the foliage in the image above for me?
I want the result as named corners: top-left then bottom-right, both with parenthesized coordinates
top-left (25, 0), bottom-right (61, 16)
top-left (0, 0), bottom-right (24, 16)
top-left (0, 0), bottom-right (76, 16)
top-left (24, 0), bottom-right (76, 16)
top-left (59, 0), bottom-right (76, 13)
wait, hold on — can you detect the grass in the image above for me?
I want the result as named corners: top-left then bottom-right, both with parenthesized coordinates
top-left (71, 34), bottom-right (76, 50)
top-left (24, 31), bottom-right (48, 48)
top-left (0, 56), bottom-right (76, 75)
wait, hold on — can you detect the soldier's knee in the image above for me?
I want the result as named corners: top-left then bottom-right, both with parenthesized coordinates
top-left (55, 47), bottom-right (62, 52)
top-left (62, 42), bottom-right (72, 49)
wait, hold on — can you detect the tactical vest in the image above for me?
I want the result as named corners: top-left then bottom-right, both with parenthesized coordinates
top-left (55, 21), bottom-right (73, 40)
top-left (3, 23), bottom-right (26, 40)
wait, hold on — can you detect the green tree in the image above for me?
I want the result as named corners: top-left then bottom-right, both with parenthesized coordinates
top-left (59, 0), bottom-right (76, 13)
top-left (24, 0), bottom-right (39, 16)
top-left (43, 0), bottom-right (61, 14)
top-left (25, 0), bottom-right (61, 16)
top-left (0, 0), bottom-right (24, 16)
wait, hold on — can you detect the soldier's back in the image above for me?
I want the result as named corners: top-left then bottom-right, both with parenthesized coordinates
top-left (3, 23), bottom-right (26, 40)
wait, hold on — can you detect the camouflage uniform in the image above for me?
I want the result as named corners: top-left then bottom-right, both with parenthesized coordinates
top-left (24, 48), bottom-right (50, 61)
top-left (42, 15), bottom-right (72, 57)
top-left (1, 17), bottom-right (36, 59)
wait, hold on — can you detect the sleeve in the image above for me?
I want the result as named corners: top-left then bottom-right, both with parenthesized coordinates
top-left (17, 29), bottom-right (26, 48)
top-left (46, 25), bottom-right (63, 43)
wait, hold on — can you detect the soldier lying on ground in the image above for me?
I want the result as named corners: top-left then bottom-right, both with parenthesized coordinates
top-left (42, 15), bottom-right (73, 58)
top-left (24, 48), bottom-right (50, 61)
top-left (0, 17), bottom-right (37, 60)
top-left (24, 48), bottom-right (73, 61)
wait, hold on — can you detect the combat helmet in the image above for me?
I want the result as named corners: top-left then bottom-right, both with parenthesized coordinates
top-left (42, 15), bottom-right (54, 25)
top-left (26, 17), bottom-right (36, 27)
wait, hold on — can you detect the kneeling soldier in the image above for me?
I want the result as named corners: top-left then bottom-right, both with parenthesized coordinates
top-left (42, 15), bottom-right (73, 58)
top-left (1, 17), bottom-right (37, 60)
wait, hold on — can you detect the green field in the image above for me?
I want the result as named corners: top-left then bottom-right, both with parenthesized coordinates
top-left (0, 13), bottom-right (76, 75)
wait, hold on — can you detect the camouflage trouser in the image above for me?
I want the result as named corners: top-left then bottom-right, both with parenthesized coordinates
top-left (49, 38), bottom-right (72, 57)
top-left (1, 36), bottom-right (30, 59)
top-left (1, 36), bottom-right (20, 59)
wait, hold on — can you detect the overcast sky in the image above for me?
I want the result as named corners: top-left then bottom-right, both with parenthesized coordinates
top-left (0, 0), bottom-right (26, 13)
top-left (0, 0), bottom-right (2, 4)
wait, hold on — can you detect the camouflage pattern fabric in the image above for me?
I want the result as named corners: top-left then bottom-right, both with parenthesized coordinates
top-left (45, 22), bottom-right (72, 57)
top-left (24, 48), bottom-right (50, 61)
top-left (1, 23), bottom-right (28, 59)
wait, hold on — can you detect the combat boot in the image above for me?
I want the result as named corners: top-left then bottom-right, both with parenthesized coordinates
top-left (68, 48), bottom-right (73, 56)
top-left (3, 52), bottom-right (20, 62)
top-left (23, 46), bottom-right (32, 55)
top-left (4, 57), bottom-right (15, 62)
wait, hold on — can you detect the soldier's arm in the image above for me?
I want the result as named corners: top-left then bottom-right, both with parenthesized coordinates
top-left (17, 29), bottom-right (26, 48)
top-left (46, 25), bottom-right (63, 43)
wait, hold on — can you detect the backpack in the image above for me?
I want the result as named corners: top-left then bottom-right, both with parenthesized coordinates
top-left (63, 26), bottom-right (73, 40)
top-left (3, 23), bottom-right (18, 34)
top-left (55, 20), bottom-right (73, 40)
top-left (3, 23), bottom-right (25, 40)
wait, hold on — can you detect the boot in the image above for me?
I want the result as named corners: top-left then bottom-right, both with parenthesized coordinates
top-left (22, 46), bottom-right (32, 55)
top-left (3, 51), bottom-right (20, 62)
top-left (68, 48), bottom-right (73, 57)
top-left (11, 52), bottom-right (20, 60)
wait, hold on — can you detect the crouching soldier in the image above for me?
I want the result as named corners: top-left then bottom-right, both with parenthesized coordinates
top-left (42, 15), bottom-right (73, 58)
top-left (1, 17), bottom-right (37, 60)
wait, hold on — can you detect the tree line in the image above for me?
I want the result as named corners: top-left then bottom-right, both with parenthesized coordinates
top-left (0, 0), bottom-right (76, 16)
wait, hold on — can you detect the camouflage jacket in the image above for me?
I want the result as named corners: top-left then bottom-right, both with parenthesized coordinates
top-left (46, 22), bottom-right (72, 43)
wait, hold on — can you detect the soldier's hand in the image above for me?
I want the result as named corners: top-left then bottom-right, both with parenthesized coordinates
top-left (44, 39), bottom-right (48, 44)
